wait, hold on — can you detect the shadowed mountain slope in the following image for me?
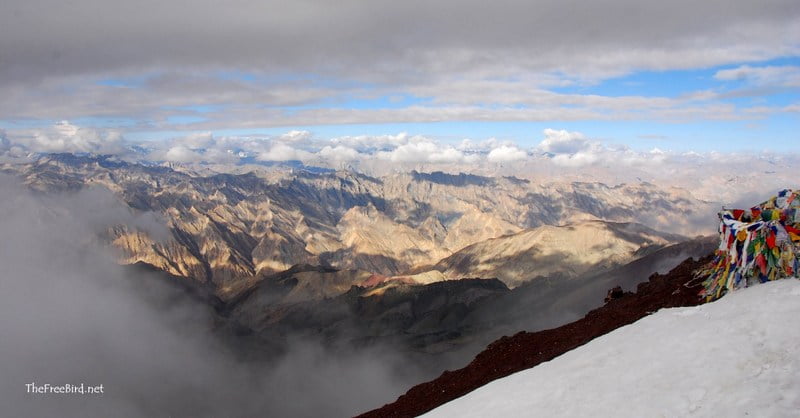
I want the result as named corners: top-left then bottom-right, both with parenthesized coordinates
top-left (427, 220), bottom-right (686, 288)
top-left (358, 254), bottom-right (713, 418)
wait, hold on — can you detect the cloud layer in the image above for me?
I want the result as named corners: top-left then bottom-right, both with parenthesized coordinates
top-left (3, 0), bottom-right (798, 85)
top-left (0, 0), bottom-right (797, 132)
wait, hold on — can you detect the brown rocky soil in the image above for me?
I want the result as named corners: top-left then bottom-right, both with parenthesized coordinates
top-left (357, 254), bottom-right (712, 418)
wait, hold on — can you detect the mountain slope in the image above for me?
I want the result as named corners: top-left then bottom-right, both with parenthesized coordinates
top-left (216, 237), bottom-right (714, 369)
top-left (225, 273), bottom-right (511, 363)
top-left (457, 236), bottom-right (717, 340)
top-left (358, 255), bottom-right (711, 417)
top-left (425, 278), bottom-right (800, 417)
top-left (428, 220), bottom-right (685, 288)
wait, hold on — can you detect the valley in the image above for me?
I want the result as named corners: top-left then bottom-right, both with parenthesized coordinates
top-left (0, 154), bottom-right (718, 377)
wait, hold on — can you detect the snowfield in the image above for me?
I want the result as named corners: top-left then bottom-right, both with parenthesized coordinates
top-left (424, 279), bottom-right (800, 418)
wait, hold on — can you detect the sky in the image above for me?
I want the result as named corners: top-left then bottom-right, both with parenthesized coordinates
top-left (0, 0), bottom-right (798, 165)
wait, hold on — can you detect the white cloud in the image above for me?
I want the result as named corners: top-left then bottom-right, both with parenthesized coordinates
top-left (215, 136), bottom-right (272, 155)
top-left (142, 132), bottom-right (247, 164)
top-left (376, 140), bottom-right (475, 164)
top-left (330, 133), bottom-right (417, 152)
top-left (487, 145), bottom-right (527, 163)
top-left (318, 145), bottom-right (361, 162)
top-left (457, 137), bottom-right (517, 152)
top-left (175, 132), bottom-right (215, 149)
top-left (276, 130), bottom-right (312, 143)
top-left (159, 145), bottom-right (204, 163)
top-left (534, 128), bottom-right (677, 168)
top-left (550, 151), bottom-right (601, 167)
top-left (16, 121), bottom-right (127, 155)
top-left (648, 148), bottom-right (668, 164)
top-left (201, 148), bottom-right (241, 165)
top-left (538, 129), bottom-right (590, 154)
top-left (258, 143), bottom-right (313, 162)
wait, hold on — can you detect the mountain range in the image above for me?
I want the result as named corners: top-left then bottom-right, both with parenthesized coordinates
top-left (2, 153), bottom-right (714, 300)
top-left (0, 153), bottom-right (721, 414)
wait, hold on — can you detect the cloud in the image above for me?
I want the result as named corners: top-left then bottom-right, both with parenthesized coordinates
top-left (201, 148), bottom-right (242, 164)
top-left (161, 145), bottom-right (204, 163)
top-left (533, 128), bottom-right (680, 168)
top-left (0, 82), bottom-right (758, 131)
top-left (714, 65), bottom-right (800, 87)
top-left (0, 0), bottom-right (797, 133)
top-left (2, 123), bottom-right (489, 167)
top-left (144, 132), bottom-right (243, 164)
top-left (318, 145), bottom-right (361, 162)
top-left (538, 129), bottom-right (590, 154)
top-left (0, 129), bottom-right (28, 160)
top-left (646, 148), bottom-right (668, 164)
top-left (175, 131), bottom-right (216, 149)
top-left (550, 151), bottom-right (601, 167)
top-left (275, 130), bottom-right (312, 143)
top-left (257, 142), bottom-right (313, 161)
top-left (1, 0), bottom-right (797, 88)
top-left (487, 145), bottom-right (527, 162)
top-left (9, 121), bottom-right (127, 155)
top-left (457, 137), bottom-right (517, 152)
top-left (330, 133), bottom-right (417, 153)
top-left (376, 140), bottom-right (476, 164)
top-left (0, 175), bottom-right (423, 417)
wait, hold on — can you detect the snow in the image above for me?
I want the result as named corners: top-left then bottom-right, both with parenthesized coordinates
top-left (424, 279), bottom-right (800, 418)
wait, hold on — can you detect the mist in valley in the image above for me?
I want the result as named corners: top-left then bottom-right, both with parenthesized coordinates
top-left (0, 175), bottom-right (425, 417)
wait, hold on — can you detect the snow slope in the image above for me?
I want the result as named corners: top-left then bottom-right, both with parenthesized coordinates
top-left (424, 279), bottom-right (800, 418)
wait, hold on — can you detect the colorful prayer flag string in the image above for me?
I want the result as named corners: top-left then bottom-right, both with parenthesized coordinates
top-left (696, 189), bottom-right (800, 301)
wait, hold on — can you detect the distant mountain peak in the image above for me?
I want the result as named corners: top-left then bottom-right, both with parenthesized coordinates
top-left (5, 152), bottom-right (716, 299)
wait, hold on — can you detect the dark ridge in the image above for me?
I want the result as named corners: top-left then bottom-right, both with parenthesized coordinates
top-left (222, 263), bottom-right (340, 313)
top-left (38, 152), bottom-right (105, 166)
top-left (344, 171), bottom-right (384, 185)
top-left (357, 254), bottom-right (712, 418)
top-left (235, 158), bottom-right (325, 173)
top-left (37, 152), bottom-right (178, 176)
top-left (39, 152), bottom-right (131, 169)
top-left (290, 163), bottom-right (336, 174)
top-left (411, 170), bottom-right (495, 187)
top-left (502, 175), bottom-right (530, 185)
top-left (170, 227), bottom-right (214, 284)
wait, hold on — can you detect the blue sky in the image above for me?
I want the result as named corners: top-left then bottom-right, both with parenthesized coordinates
top-left (113, 57), bottom-right (799, 153)
top-left (33, 55), bottom-right (800, 154)
top-left (2, 57), bottom-right (798, 155)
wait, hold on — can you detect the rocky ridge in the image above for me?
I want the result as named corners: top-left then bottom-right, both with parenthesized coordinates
top-left (426, 219), bottom-right (686, 288)
top-left (2, 154), bottom-right (714, 299)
